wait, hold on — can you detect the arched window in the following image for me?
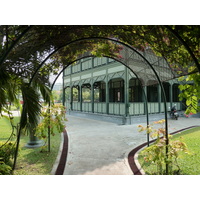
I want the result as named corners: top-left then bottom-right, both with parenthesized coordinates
top-left (109, 78), bottom-right (124, 102)
top-left (173, 83), bottom-right (180, 102)
top-left (82, 83), bottom-right (91, 102)
top-left (147, 84), bottom-right (158, 102)
top-left (72, 85), bottom-right (80, 102)
top-left (64, 86), bottom-right (71, 101)
top-left (93, 81), bottom-right (106, 102)
top-left (161, 82), bottom-right (170, 102)
top-left (129, 78), bottom-right (143, 102)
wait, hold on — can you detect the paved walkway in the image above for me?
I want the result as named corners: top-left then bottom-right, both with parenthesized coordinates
top-left (62, 115), bottom-right (200, 175)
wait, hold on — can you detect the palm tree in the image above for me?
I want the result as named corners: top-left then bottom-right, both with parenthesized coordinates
top-left (1, 25), bottom-right (199, 173)
top-left (0, 64), bottom-right (52, 168)
top-left (0, 26), bottom-right (55, 170)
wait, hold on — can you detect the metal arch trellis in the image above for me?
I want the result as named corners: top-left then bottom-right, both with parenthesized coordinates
top-left (28, 36), bottom-right (170, 121)
top-left (28, 35), bottom-right (199, 87)
top-left (164, 25), bottom-right (200, 72)
top-left (0, 25), bottom-right (32, 67)
top-left (12, 37), bottom-right (171, 173)
top-left (50, 55), bottom-right (151, 147)
top-left (1, 26), bottom-right (199, 80)
top-left (2, 27), bottom-right (197, 173)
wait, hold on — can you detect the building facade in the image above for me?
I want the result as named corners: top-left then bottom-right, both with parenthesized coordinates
top-left (63, 57), bottom-right (182, 124)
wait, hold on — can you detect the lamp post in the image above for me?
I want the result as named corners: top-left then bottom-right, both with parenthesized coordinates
top-left (25, 129), bottom-right (44, 148)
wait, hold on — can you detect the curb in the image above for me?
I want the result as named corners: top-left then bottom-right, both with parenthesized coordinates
top-left (128, 126), bottom-right (200, 175)
top-left (51, 132), bottom-right (64, 175)
top-left (51, 128), bottom-right (69, 175)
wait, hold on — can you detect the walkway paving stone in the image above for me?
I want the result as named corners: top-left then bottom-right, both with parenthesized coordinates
top-left (63, 115), bottom-right (200, 175)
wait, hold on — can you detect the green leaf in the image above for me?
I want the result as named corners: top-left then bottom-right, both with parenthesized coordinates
top-left (186, 99), bottom-right (191, 106)
top-left (192, 96), bottom-right (197, 101)
top-left (20, 82), bottom-right (41, 130)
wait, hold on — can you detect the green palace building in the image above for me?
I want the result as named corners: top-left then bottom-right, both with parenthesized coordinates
top-left (63, 56), bottom-right (183, 124)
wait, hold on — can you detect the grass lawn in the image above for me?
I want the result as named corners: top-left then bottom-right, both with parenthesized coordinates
top-left (138, 127), bottom-right (200, 175)
top-left (0, 117), bottom-right (61, 175)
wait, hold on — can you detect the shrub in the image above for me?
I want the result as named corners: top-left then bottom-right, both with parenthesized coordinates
top-left (0, 161), bottom-right (12, 175)
top-left (0, 141), bottom-right (16, 165)
top-left (35, 104), bottom-right (67, 139)
top-left (138, 119), bottom-right (188, 174)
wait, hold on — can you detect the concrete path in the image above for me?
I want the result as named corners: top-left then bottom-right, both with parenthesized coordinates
top-left (63, 115), bottom-right (200, 175)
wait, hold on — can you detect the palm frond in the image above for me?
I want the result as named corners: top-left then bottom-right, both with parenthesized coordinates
top-left (38, 82), bottom-right (52, 104)
top-left (0, 69), bottom-right (14, 112)
top-left (20, 82), bottom-right (41, 130)
top-left (31, 78), bottom-right (52, 104)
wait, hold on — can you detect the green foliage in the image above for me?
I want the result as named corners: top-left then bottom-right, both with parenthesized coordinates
top-left (94, 89), bottom-right (100, 102)
top-left (36, 81), bottom-right (52, 104)
top-left (72, 88), bottom-right (78, 101)
top-left (139, 127), bottom-right (200, 175)
top-left (138, 120), bottom-right (188, 174)
top-left (0, 162), bottom-right (12, 175)
top-left (172, 127), bottom-right (200, 175)
top-left (0, 141), bottom-right (16, 165)
top-left (0, 116), bottom-right (61, 175)
top-left (82, 88), bottom-right (91, 102)
top-left (35, 104), bottom-right (67, 140)
top-left (1, 25), bottom-right (199, 142)
top-left (91, 41), bottom-right (123, 58)
top-left (0, 69), bottom-right (20, 114)
top-left (13, 128), bottom-right (61, 175)
top-left (178, 73), bottom-right (200, 114)
top-left (20, 82), bottom-right (41, 130)
top-left (52, 90), bottom-right (60, 101)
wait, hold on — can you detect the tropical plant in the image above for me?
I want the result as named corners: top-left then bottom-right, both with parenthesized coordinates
top-left (0, 62), bottom-right (52, 169)
top-left (1, 26), bottom-right (199, 115)
top-left (138, 120), bottom-right (188, 174)
top-left (0, 162), bottom-right (12, 175)
top-left (0, 25), bottom-right (199, 169)
top-left (178, 73), bottom-right (200, 115)
top-left (35, 104), bottom-right (67, 141)
top-left (0, 141), bottom-right (16, 165)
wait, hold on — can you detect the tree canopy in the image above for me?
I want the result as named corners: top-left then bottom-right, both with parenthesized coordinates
top-left (0, 25), bottom-right (199, 122)
top-left (0, 25), bottom-right (199, 170)
top-left (1, 25), bottom-right (199, 76)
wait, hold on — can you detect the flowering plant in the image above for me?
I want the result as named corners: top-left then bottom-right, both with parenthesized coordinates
top-left (138, 120), bottom-right (188, 174)
top-left (184, 112), bottom-right (194, 118)
top-left (35, 104), bottom-right (67, 139)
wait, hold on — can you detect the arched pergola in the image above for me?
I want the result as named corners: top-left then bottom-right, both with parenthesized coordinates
top-left (17, 36), bottom-right (193, 174)
top-left (54, 54), bottom-right (151, 145)
top-left (0, 26), bottom-right (199, 174)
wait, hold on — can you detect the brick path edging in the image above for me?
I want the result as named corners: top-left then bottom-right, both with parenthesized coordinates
top-left (54, 129), bottom-right (69, 175)
top-left (128, 126), bottom-right (199, 175)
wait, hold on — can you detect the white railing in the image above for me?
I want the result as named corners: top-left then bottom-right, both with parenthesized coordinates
top-left (94, 103), bottom-right (106, 113)
top-left (161, 102), bottom-right (181, 112)
top-left (160, 102), bottom-right (171, 113)
top-left (72, 102), bottom-right (81, 111)
top-left (68, 101), bottom-right (182, 115)
top-left (109, 103), bottom-right (125, 115)
top-left (65, 101), bottom-right (71, 112)
top-left (82, 102), bottom-right (92, 112)
top-left (148, 102), bottom-right (159, 114)
top-left (129, 103), bottom-right (145, 115)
